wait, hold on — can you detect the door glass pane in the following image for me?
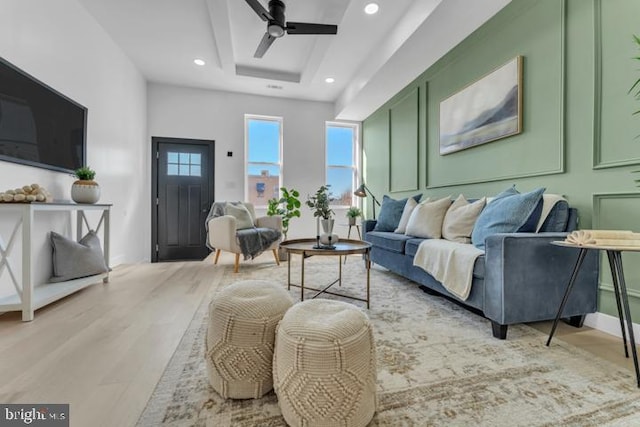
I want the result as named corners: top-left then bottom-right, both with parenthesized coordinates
top-left (179, 164), bottom-right (190, 176)
top-left (168, 152), bottom-right (178, 163)
top-left (191, 165), bottom-right (201, 177)
top-left (167, 164), bottom-right (179, 175)
top-left (179, 153), bottom-right (190, 164)
top-left (191, 153), bottom-right (201, 165)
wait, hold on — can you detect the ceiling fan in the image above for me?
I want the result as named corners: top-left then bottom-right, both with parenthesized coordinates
top-left (244, 0), bottom-right (338, 58)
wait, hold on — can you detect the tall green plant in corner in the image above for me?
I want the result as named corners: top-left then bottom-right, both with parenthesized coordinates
top-left (266, 187), bottom-right (301, 240)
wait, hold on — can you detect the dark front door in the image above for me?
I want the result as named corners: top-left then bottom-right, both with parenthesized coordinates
top-left (152, 137), bottom-right (214, 261)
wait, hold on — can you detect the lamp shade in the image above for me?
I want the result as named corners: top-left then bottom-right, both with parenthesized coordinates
top-left (354, 184), bottom-right (367, 198)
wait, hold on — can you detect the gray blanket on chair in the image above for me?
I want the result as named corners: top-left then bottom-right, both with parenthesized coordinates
top-left (205, 202), bottom-right (281, 260)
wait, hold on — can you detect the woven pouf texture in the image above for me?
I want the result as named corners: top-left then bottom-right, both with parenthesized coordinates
top-left (206, 279), bottom-right (294, 399)
top-left (273, 299), bottom-right (377, 427)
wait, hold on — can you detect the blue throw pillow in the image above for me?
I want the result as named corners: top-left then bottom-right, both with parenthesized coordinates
top-left (471, 187), bottom-right (545, 249)
top-left (374, 194), bottom-right (422, 232)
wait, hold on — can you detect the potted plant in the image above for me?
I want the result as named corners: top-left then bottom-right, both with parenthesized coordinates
top-left (267, 186), bottom-right (302, 241)
top-left (71, 166), bottom-right (100, 204)
top-left (306, 185), bottom-right (335, 244)
top-left (346, 206), bottom-right (362, 226)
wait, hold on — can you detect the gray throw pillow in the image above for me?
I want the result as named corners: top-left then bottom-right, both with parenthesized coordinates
top-left (225, 203), bottom-right (254, 230)
top-left (50, 231), bottom-right (108, 282)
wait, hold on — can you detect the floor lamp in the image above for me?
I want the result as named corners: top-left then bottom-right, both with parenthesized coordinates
top-left (354, 184), bottom-right (381, 220)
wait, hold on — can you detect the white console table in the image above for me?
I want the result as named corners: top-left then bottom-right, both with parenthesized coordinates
top-left (0, 202), bottom-right (111, 321)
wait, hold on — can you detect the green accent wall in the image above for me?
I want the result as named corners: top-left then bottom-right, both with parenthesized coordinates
top-left (362, 0), bottom-right (640, 319)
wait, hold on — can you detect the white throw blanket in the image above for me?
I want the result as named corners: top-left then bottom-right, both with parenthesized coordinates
top-left (413, 194), bottom-right (567, 301)
top-left (413, 240), bottom-right (484, 300)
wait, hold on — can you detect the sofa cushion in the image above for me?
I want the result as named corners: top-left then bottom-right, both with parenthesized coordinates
top-left (539, 199), bottom-right (570, 232)
top-left (471, 187), bottom-right (545, 249)
top-left (405, 196), bottom-right (452, 239)
top-left (366, 231), bottom-right (413, 254)
top-left (374, 194), bottom-right (422, 232)
top-left (394, 197), bottom-right (421, 234)
top-left (442, 195), bottom-right (487, 244)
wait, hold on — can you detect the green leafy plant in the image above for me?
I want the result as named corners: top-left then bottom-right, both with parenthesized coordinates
top-left (266, 187), bottom-right (301, 239)
top-left (346, 206), bottom-right (362, 218)
top-left (305, 185), bottom-right (334, 219)
top-left (74, 166), bottom-right (96, 181)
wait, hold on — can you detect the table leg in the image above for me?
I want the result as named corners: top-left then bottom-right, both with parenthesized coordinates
top-left (546, 248), bottom-right (588, 346)
top-left (301, 251), bottom-right (305, 301)
top-left (366, 250), bottom-right (371, 309)
top-left (612, 251), bottom-right (640, 388)
top-left (287, 251), bottom-right (291, 291)
top-left (607, 251), bottom-right (629, 358)
top-left (339, 255), bottom-right (342, 286)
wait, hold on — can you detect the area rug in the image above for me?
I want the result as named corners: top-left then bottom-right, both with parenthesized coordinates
top-left (137, 256), bottom-right (640, 426)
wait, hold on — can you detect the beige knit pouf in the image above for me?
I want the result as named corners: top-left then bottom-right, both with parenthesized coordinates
top-left (274, 299), bottom-right (377, 427)
top-left (205, 279), bottom-right (294, 399)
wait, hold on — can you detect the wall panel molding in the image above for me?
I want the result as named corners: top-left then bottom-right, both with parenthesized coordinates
top-left (389, 87), bottom-right (419, 193)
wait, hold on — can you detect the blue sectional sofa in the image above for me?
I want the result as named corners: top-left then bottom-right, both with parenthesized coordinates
top-left (362, 203), bottom-right (599, 339)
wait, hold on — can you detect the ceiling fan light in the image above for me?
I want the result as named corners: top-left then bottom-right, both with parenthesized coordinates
top-left (364, 3), bottom-right (379, 15)
top-left (268, 23), bottom-right (285, 37)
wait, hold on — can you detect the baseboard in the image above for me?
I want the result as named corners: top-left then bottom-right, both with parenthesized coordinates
top-left (585, 312), bottom-right (640, 340)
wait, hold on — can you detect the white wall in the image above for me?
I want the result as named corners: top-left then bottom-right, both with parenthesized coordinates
top-left (148, 83), bottom-right (343, 239)
top-left (0, 0), bottom-right (148, 297)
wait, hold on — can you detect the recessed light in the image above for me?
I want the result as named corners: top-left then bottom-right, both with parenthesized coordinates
top-left (325, 77), bottom-right (335, 83)
top-left (193, 59), bottom-right (205, 66)
top-left (364, 3), bottom-right (379, 14)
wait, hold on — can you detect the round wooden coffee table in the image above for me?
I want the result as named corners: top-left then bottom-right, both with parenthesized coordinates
top-left (279, 238), bottom-right (372, 308)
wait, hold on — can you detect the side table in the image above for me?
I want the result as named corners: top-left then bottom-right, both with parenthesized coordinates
top-left (546, 241), bottom-right (640, 388)
top-left (340, 223), bottom-right (361, 240)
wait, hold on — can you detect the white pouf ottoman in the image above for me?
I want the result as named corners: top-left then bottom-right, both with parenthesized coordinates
top-left (205, 279), bottom-right (294, 399)
top-left (274, 299), bottom-right (377, 427)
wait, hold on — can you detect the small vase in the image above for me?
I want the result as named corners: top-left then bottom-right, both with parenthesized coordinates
top-left (321, 218), bottom-right (334, 235)
top-left (348, 217), bottom-right (356, 226)
top-left (71, 180), bottom-right (100, 204)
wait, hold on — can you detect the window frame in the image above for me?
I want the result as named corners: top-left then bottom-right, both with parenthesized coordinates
top-left (244, 114), bottom-right (284, 206)
top-left (325, 121), bottom-right (360, 209)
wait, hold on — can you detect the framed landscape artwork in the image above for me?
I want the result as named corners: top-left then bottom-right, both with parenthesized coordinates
top-left (439, 56), bottom-right (522, 155)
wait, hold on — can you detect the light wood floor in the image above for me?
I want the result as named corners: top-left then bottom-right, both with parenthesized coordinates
top-left (0, 252), bottom-right (637, 426)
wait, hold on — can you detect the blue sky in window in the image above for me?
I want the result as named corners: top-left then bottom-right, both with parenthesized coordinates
top-left (248, 120), bottom-right (354, 202)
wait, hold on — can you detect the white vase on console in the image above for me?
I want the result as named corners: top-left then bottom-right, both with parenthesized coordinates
top-left (320, 218), bottom-right (338, 246)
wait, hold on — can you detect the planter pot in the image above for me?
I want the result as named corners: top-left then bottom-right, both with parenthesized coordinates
top-left (321, 218), bottom-right (335, 235)
top-left (348, 217), bottom-right (356, 226)
top-left (71, 180), bottom-right (100, 204)
top-left (278, 246), bottom-right (288, 262)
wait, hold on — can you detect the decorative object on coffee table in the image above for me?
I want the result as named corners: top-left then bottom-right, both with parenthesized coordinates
top-left (306, 184), bottom-right (335, 248)
top-left (71, 166), bottom-right (100, 204)
top-left (273, 299), bottom-right (377, 427)
top-left (206, 279), bottom-right (293, 399)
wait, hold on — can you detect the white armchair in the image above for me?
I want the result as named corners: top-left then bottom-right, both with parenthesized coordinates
top-left (207, 202), bottom-right (282, 273)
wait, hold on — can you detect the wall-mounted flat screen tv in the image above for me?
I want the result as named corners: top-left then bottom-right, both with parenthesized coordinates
top-left (0, 57), bottom-right (86, 173)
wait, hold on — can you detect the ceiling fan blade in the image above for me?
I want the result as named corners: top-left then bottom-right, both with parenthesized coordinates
top-left (244, 0), bottom-right (272, 22)
top-left (254, 32), bottom-right (276, 58)
top-left (286, 22), bottom-right (338, 35)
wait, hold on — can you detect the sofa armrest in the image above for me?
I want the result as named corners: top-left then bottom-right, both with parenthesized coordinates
top-left (256, 215), bottom-right (283, 232)
top-left (483, 232), bottom-right (599, 325)
top-left (207, 215), bottom-right (238, 251)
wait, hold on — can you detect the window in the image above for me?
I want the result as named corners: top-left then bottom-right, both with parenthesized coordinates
top-left (326, 122), bottom-right (359, 207)
top-left (245, 115), bottom-right (283, 206)
top-left (167, 152), bottom-right (201, 177)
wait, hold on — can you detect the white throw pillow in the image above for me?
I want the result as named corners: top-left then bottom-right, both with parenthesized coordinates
top-left (405, 196), bottom-right (452, 239)
top-left (394, 197), bottom-right (423, 234)
top-left (442, 195), bottom-right (487, 243)
top-left (225, 203), bottom-right (254, 230)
